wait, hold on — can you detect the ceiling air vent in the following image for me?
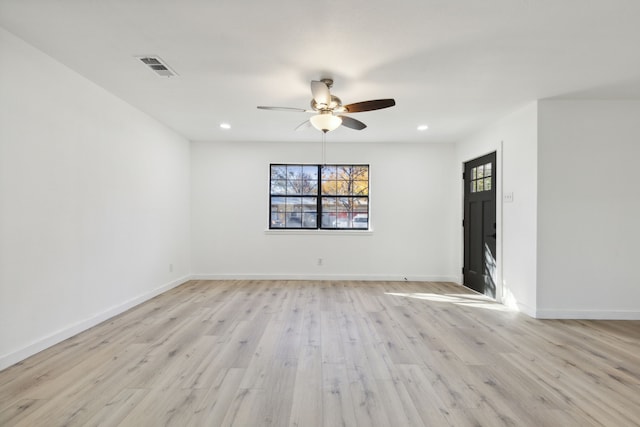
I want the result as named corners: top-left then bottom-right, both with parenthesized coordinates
top-left (137, 56), bottom-right (177, 77)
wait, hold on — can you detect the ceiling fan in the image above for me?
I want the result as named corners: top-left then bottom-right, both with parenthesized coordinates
top-left (257, 78), bottom-right (396, 133)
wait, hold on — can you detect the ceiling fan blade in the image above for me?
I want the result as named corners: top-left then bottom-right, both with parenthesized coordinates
top-left (339, 116), bottom-right (367, 130)
top-left (295, 120), bottom-right (312, 131)
top-left (257, 106), bottom-right (309, 112)
top-left (310, 80), bottom-right (330, 105)
top-left (344, 99), bottom-right (396, 113)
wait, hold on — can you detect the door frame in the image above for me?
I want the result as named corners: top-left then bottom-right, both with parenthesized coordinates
top-left (460, 146), bottom-right (503, 302)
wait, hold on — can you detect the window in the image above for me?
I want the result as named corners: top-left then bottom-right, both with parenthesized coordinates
top-left (270, 164), bottom-right (369, 230)
top-left (470, 162), bottom-right (492, 193)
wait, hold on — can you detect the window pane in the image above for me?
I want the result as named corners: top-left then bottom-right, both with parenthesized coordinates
top-left (271, 180), bottom-right (286, 195)
top-left (321, 165), bottom-right (336, 180)
top-left (270, 197), bottom-right (286, 228)
top-left (322, 180), bottom-right (337, 195)
top-left (271, 197), bottom-right (285, 211)
top-left (477, 179), bottom-right (484, 191)
top-left (286, 197), bottom-right (301, 213)
top-left (303, 165), bottom-right (318, 180)
top-left (336, 181), bottom-right (351, 195)
top-left (471, 167), bottom-right (477, 180)
top-left (352, 165), bottom-right (369, 181)
top-left (287, 180), bottom-right (302, 195)
top-left (285, 214), bottom-right (302, 228)
top-left (484, 177), bottom-right (492, 191)
top-left (471, 181), bottom-right (476, 193)
top-left (302, 212), bottom-right (317, 228)
top-left (302, 179), bottom-right (318, 195)
top-left (353, 197), bottom-right (368, 213)
top-left (353, 180), bottom-right (369, 196)
top-left (322, 213), bottom-right (337, 228)
top-left (337, 166), bottom-right (353, 180)
top-left (484, 163), bottom-right (492, 177)
top-left (322, 197), bottom-right (337, 212)
top-left (270, 213), bottom-right (285, 228)
top-left (333, 198), bottom-right (351, 228)
top-left (287, 165), bottom-right (303, 180)
top-left (302, 197), bottom-right (317, 211)
top-left (351, 213), bottom-right (368, 229)
top-left (271, 165), bottom-right (287, 180)
top-left (336, 197), bottom-right (352, 213)
top-left (477, 165), bottom-right (484, 179)
top-left (336, 214), bottom-right (350, 228)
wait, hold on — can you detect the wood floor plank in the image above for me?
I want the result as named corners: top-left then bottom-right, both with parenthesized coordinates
top-left (375, 378), bottom-right (426, 427)
top-left (0, 398), bottom-right (47, 426)
top-left (83, 388), bottom-right (150, 427)
top-left (288, 345), bottom-right (322, 427)
top-left (321, 362), bottom-right (358, 427)
top-left (1, 279), bottom-right (639, 426)
top-left (194, 367), bottom-right (246, 427)
top-left (219, 387), bottom-right (266, 427)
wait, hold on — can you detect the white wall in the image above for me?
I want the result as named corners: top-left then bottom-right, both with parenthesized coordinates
top-left (537, 100), bottom-right (640, 318)
top-left (456, 103), bottom-right (539, 315)
top-left (191, 140), bottom-right (460, 281)
top-left (0, 28), bottom-right (191, 369)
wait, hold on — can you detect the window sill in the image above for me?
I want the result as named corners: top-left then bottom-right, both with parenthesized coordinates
top-left (264, 229), bottom-right (373, 236)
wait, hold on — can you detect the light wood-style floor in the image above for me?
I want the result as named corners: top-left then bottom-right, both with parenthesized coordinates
top-left (1, 280), bottom-right (639, 426)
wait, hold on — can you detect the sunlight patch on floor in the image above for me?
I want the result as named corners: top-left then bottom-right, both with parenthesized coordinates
top-left (384, 292), bottom-right (514, 312)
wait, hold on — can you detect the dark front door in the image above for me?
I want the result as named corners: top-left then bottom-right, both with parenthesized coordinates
top-left (463, 152), bottom-right (497, 298)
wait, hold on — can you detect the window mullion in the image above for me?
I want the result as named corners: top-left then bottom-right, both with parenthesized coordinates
top-left (317, 165), bottom-right (322, 229)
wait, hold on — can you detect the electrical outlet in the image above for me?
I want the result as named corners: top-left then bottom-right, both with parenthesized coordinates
top-left (503, 192), bottom-right (514, 203)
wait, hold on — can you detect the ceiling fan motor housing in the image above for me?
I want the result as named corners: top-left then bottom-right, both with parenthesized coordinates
top-left (311, 95), bottom-right (342, 112)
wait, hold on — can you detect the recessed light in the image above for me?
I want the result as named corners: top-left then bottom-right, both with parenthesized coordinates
top-left (417, 125), bottom-right (429, 131)
top-left (220, 123), bottom-right (231, 129)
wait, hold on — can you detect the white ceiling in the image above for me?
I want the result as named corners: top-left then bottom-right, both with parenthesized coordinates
top-left (1, 1), bottom-right (640, 144)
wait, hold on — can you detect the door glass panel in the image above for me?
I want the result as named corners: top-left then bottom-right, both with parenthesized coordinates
top-left (471, 181), bottom-right (476, 193)
top-left (484, 177), bottom-right (492, 191)
top-left (484, 163), bottom-right (492, 176)
top-left (471, 167), bottom-right (477, 180)
top-left (477, 165), bottom-right (484, 179)
top-left (477, 179), bottom-right (484, 191)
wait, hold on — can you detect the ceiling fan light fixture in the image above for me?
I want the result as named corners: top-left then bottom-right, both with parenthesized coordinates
top-left (310, 113), bottom-right (342, 132)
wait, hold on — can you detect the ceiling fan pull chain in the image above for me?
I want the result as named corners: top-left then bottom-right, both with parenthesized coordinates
top-left (322, 132), bottom-right (326, 165)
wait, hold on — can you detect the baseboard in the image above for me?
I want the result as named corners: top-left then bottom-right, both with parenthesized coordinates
top-left (0, 275), bottom-right (192, 372)
top-left (534, 309), bottom-right (640, 320)
top-left (190, 273), bottom-right (460, 282)
top-left (515, 301), bottom-right (537, 318)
